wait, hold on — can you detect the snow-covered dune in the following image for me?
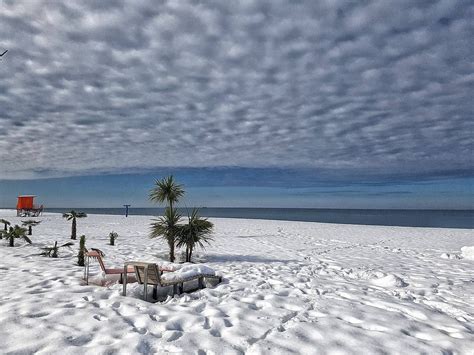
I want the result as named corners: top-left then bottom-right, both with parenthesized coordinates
top-left (0, 209), bottom-right (472, 354)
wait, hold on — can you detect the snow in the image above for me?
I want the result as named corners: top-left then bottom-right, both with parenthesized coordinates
top-left (0, 209), bottom-right (473, 354)
top-left (370, 273), bottom-right (407, 288)
top-left (161, 264), bottom-right (220, 283)
top-left (461, 246), bottom-right (474, 260)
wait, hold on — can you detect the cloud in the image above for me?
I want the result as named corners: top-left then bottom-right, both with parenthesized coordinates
top-left (0, 0), bottom-right (472, 180)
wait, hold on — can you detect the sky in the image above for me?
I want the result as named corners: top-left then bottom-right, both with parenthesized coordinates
top-left (0, 0), bottom-right (473, 209)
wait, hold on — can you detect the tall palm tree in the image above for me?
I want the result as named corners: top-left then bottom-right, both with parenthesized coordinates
top-left (22, 220), bottom-right (41, 235)
top-left (62, 210), bottom-right (87, 240)
top-left (149, 175), bottom-right (185, 261)
top-left (0, 219), bottom-right (10, 231)
top-left (5, 225), bottom-right (31, 247)
top-left (149, 175), bottom-right (185, 212)
top-left (177, 208), bottom-right (214, 262)
top-left (150, 207), bottom-right (182, 262)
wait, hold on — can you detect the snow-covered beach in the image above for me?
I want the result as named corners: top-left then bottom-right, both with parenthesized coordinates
top-left (0, 209), bottom-right (473, 354)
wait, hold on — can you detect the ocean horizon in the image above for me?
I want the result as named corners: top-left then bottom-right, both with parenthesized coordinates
top-left (31, 207), bottom-right (474, 229)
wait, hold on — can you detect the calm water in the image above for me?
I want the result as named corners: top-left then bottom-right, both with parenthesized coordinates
top-left (44, 208), bottom-right (474, 229)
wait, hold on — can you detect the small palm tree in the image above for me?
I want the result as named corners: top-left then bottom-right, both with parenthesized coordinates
top-left (62, 210), bottom-right (87, 240)
top-left (5, 225), bottom-right (32, 247)
top-left (109, 231), bottom-right (118, 246)
top-left (150, 207), bottom-right (181, 262)
top-left (0, 219), bottom-right (10, 231)
top-left (40, 241), bottom-right (74, 258)
top-left (149, 175), bottom-right (185, 212)
top-left (22, 220), bottom-right (41, 235)
top-left (177, 208), bottom-right (214, 262)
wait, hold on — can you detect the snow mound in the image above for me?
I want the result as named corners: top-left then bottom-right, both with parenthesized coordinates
top-left (460, 246), bottom-right (474, 260)
top-left (371, 274), bottom-right (407, 288)
top-left (161, 264), bottom-right (218, 283)
top-left (344, 268), bottom-right (407, 288)
top-left (440, 253), bottom-right (461, 260)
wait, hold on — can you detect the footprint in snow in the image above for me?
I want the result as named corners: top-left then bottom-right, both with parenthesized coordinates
top-left (93, 314), bottom-right (108, 321)
top-left (209, 329), bottom-right (221, 337)
top-left (164, 330), bottom-right (183, 342)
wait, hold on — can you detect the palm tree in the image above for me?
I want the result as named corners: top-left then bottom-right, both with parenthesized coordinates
top-left (177, 208), bottom-right (214, 262)
top-left (149, 175), bottom-right (185, 261)
top-left (62, 210), bottom-right (87, 240)
top-left (22, 220), bottom-right (41, 235)
top-left (149, 175), bottom-right (184, 212)
top-left (5, 225), bottom-right (31, 247)
top-left (150, 207), bottom-right (181, 262)
top-left (109, 231), bottom-right (118, 246)
top-left (0, 219), bottom-right (10, 231)
top-left (40, 241), bottom-right (74, 258)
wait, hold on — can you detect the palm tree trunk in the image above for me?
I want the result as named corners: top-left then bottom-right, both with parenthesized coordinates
top-left (169, 239), bottom-right (175, 262)
top-left (52, 241), bottom-right (58, 258)
top-left (71, 218), bottom-right (76, 240)
top-left (189, 246), bottom-right (193, 262)
top-left (9, 236), bottom-right (14, 247)
top-left (3, 223), bottom-right (7, 231)
top-left (28, 226), bottom-right (32, 235)
top-left (169, 200), bottom-right (175, 262)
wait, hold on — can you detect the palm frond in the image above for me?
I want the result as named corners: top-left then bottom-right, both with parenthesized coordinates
top-left (21, 220), bottom-right (41, 226)
top-left (39, 241), bottom-right (74, 257)
top-left (149, 175), bottom-right (185, 205)
top-left (150, 208), bottom-right (182, 241)
top-left (39, 249), bottom-right (53, 257)
top-left (62, 210), bottom-right (86, 219)
top-left (177, 208), bottom-right (214, 260)
top-left (23, 235), bottom-right (32, 244)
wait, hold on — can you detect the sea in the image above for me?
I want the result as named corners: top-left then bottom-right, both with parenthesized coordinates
top-left (43, 208), bottom-right (474, 229)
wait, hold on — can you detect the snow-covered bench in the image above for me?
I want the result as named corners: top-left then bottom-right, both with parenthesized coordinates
top-left (122, 262), bottom-right (221, 301)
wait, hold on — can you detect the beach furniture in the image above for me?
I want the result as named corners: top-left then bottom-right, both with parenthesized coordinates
top-left (122, 262), bottom-right (222, 301)
top-left (84, 250), bottom-right (134, 285)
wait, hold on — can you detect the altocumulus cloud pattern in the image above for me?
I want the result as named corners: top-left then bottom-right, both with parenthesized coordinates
top-left (0, 0), bottom-right (472, 179)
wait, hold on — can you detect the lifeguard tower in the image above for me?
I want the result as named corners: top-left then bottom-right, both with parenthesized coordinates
top-left (16, 195), bottom-right (43, 217)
